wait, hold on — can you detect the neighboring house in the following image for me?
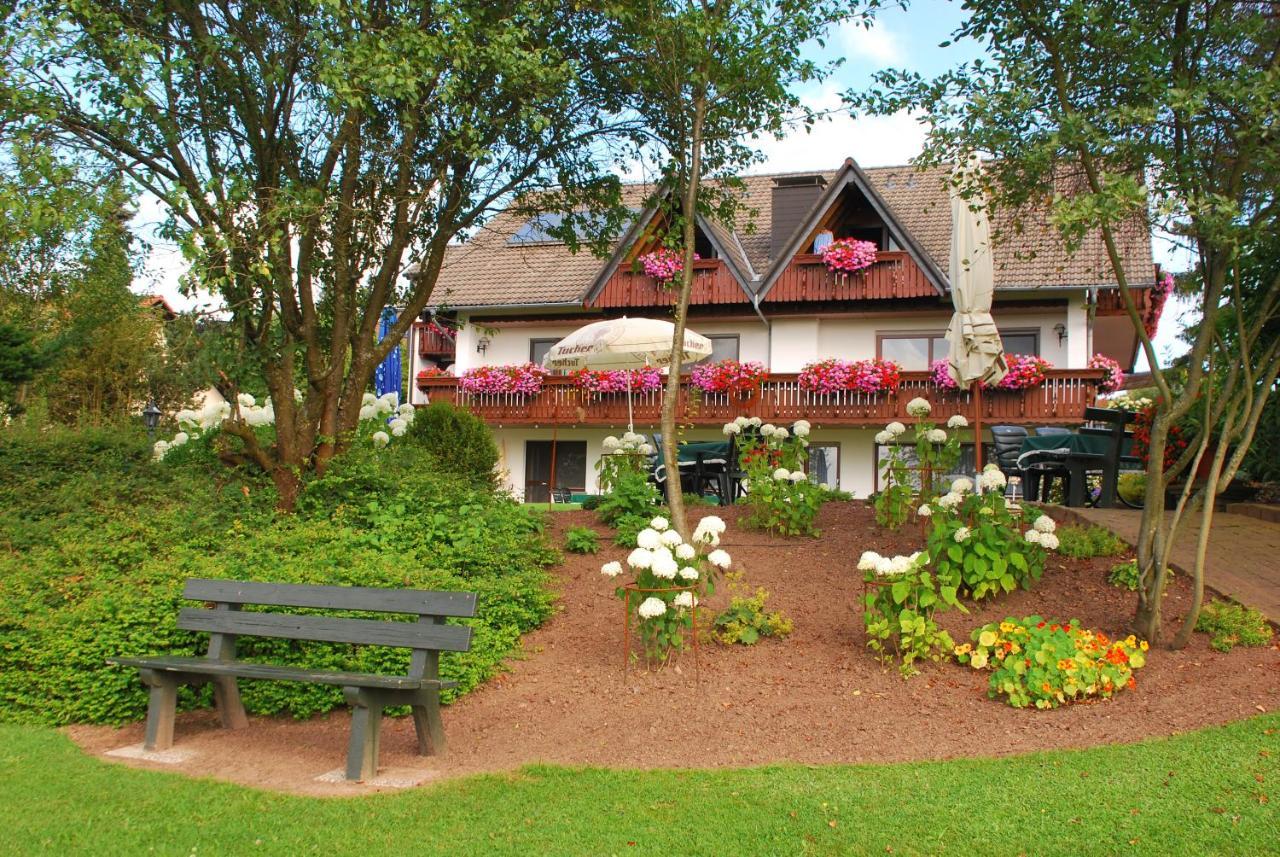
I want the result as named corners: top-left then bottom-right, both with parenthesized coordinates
top-left (406, 159), bottom-right (1158, 501)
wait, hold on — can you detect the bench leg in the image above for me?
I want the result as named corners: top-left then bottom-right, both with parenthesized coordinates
top-left (344, 688), bottom-right (384, 781)
top-left (139, 669), bottom-right (179, 751)
top-left (411, 688), bottom-right (446, 756)
top-left (212, 677), bottom-right (249, 730)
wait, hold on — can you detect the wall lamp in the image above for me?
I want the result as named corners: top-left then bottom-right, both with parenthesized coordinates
top-left (476, 336), bottom-right (491, 354)
top-left (1053, 322), bottom-right (1067, 346)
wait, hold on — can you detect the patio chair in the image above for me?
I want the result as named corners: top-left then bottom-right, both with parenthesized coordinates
top-left (1078, 406), bottom-right (1141, 508)
top-left (990, 425), bottom-right (1029, 480)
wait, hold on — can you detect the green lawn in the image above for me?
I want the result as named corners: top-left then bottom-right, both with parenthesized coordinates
top-left (2, 717), bottom-right (1277, 856)
top-left (522, 502), bottom-right (584, 511)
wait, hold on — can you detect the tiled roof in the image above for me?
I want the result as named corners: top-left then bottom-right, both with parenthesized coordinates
top-left (419, 162), bottom-right (1154, 308)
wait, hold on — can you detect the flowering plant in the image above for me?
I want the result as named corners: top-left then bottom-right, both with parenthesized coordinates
top-left (416, 366), bottom-right (447, 381)
top-left (820, 237), bottom-right (878, 274)
top-left (1128, 399), bottom-right (1189, 471)
top-left (736, 417), bottom-right (821, 536)
top-left (638, 248), bottom-right (697, 285)
top-left (458, 363), bottom-right (547, 396)
top-left (921, 471), bottom-right (1058, 600)
top-left (601, 514), bottom-right (730, 661)
top-left (690, 360), bottom-right (767, 395)
top-left (996, 354), bottom-right (1052, 390)
top-left (595, 432), bottom-right (661, 526)
top-left (798, 358), bottom-right (902, 395)
top-left (571, 367), bottom-right (662, 395)
top-left (1088, 353), bottom-right (1125, 394)
top-left (872, 403), bottom-right (963, 529)
top-left (955, 616), bottom-right (1147, 709)
top-left (1143, 271), bottom-right (1175, 337)
top-left (859, 550), bottom-right (964, 677)
top-left (930, 358), bottom-right (958, 390)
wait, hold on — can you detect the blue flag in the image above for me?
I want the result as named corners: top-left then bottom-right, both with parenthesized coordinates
top-left (374, 308), bottom-right (401, 405)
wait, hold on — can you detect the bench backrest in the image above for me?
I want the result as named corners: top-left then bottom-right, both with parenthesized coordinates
top-left (178, 579), bottom-right (476, 663)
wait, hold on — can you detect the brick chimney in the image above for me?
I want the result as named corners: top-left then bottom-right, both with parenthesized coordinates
top-left (770, 175), bottom-right (827, 259)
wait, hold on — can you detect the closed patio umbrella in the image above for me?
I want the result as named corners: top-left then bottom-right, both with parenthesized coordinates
top-left (947, 158), bottom-right (1007, 471)
top-left (542, 316), bottom-right (713, 433)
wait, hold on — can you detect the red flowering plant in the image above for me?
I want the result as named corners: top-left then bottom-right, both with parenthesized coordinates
top-left (954, 615), bottom-right (1148, 709)
top-left (571, 368), bottom-right (663, 395)
top-left (820, 237), bottom-right (878, 274)
top-left (458, 363), bottom-right (548, 396)
top-left (1088, 353), bottom-right (1125, 393)
top-left (1142, 271), bottom-right (1175, 337)
top-left (1130, 401), bottom-right (1189, 471)
top-left (638, 248), bottom-right (697, 285)
top-left (995, 354), bottom-right (1053, 390)
top-left (690, 360), bottom-right (767, 395)
top-left (416, 366), bottom-right (447, 381)
top-left (798, 358), bottom-right (902, 395)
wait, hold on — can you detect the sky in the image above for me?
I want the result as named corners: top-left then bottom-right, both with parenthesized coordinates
top-left (128, 0), bottom-right (1190, 370)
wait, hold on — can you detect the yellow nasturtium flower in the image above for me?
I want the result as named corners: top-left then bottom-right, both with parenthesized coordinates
top-left (978, 630), bottom-right (999, 648)
top-left (970, 651), bottom-right (989, 669)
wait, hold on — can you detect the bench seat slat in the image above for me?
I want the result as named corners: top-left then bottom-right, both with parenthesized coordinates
top-left (107, 657), bottom-right (458, 690)
top-left (183, 578), bottom-right (476, 618)
top-left (176, 608), bottom-right (472, 651)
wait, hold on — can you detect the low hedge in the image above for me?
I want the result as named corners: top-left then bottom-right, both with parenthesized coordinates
top-left (0, 424), bottom-right (557, 726)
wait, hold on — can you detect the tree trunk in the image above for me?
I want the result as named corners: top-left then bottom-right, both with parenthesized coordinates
top-left (660, 92), bottom-right (707, 540)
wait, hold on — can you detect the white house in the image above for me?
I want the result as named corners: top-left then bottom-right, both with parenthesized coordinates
top-left (406, 159), bottom-right (1158, 500)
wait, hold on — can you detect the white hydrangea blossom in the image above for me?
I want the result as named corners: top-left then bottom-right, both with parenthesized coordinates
top-left (637, 597), bottom-right (667, 619)
top-left (952, 477), bottom-right (974, 494)
top-left (678, 566), bottom-right (699, 581)
top-left (774, 427), bottom-right (790, 440)
top-left (171, 432), bottom-right (189, 446)
top-left (675, 542), bottom-right (697, 560)
top-left (237, 392), bottom-right (256, 408)
top-left (389, 418), bottom-right (408, 438)
top-left (978, 468), bottom-right (1007, 491)
top-left (651, 553), bottom-right (679, 579)
top-left (906, 397), bottom-right (932, 417)
top-left (639, 443), bottom-right (655, 456)
top-left (937, 492), bottom-right (963, 509)
top-left (917, 504), bottom-right (933, 517)
top-left (760, 424), bottom-right (777, 437)
top-left (600, 561), bottom-right (623, 578)
top-left (362, 392), bottom-right (377, 406)
top-left (723, 422), bottom-right (741, 436)
top-left (659, 529), bottom-right (684, 547)
top-left (1024, 529), bottom-right (1042, 544)
top-left (650, 516), bottom-right (669, 531)
top-left (635, 528), bottom-right (662, 550)
top-left (927, 428), bottom-right (947, 443)
top-left (602, 436), bottom-right (621, 452)
top-left (152, 440), bottom-right (170, 461)
top-left (1040, 533), bottom-right (1060, 551)
top-left (792, 419), bottom-right (811, 437)
top-left (627, 547), bottom-right (653, 569)
top-left (707, 549), bottom-right (732, 569)
top-left (673, 591), bottom-right (696, 609)
top-left (773, 467), bottom-right (791, 481)
top-left (622, 431), bottom-right (643, 444)
top-left (858, 550), bottom-right (882, 571)
top-left (954, 526), bottom-right (971, 543)
top-left (734, 415), bottom-right (750, 428)
top-left (1034, 515), bottom-right (1057, 533)
top-left (789, 470), bottom-right (807, 483)
top-left (947, 414), bottom-right (969, 428)
top-left (886, 421), bottom-right (907, 437)
top-left (747, 416), bottom-right (762, 427)
top-left (874, 430), bottom-right (892, 445)
top-left (372, 431), bottom-right (390, 449)
top-left (359, 405), bottom-right (377, 421)
top-left (692, 516), bottom-right (727, 542)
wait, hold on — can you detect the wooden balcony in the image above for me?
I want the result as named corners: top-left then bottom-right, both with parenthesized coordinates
top-left (763, 251), bottom-right (939, 303)
top-left (417, 369), bottom-right (1106, 428)
top-left (589, 259), bottom-right (748, 308)
top-left (415, 323), bottom-right (457, 360)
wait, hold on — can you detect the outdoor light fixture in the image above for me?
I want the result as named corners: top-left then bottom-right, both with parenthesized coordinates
top-left (1054, 322), bottom-right (1067, 346)
top-left (142, 400), bottom-right (162, 440)
top-left (476, 336), bottom-right (490, 354)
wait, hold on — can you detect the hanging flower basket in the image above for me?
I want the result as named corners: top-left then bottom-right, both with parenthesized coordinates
top-left (458, 363), bottom-right (547, 396)
top-left (820, 238), bottom-right (878, 274)
top-left (689, 360), bottom-right (767, 395)
top-left (931, 355), bottom-right (1053, 391)
top-left (638, 248), bottom-right (698, 285)
top-left (416, 367), bottom-right (447, 382)
top-left (798, 358), bottom-right (902, 394)
top-left (1088, 353), bottom-right (1125, 393)
top-left (570, 367), bottom-right (663, 395)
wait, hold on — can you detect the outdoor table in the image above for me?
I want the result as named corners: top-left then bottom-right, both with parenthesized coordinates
top-left (652, 440), bottom-right (732, 485)
top-left (1017, 434), bottom-right (1113, 507)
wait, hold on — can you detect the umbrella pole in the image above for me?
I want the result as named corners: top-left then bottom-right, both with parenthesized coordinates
top-left (973, 380), bottom-right (984, 474)
top-left (627, 371), bottom-right (634, 435)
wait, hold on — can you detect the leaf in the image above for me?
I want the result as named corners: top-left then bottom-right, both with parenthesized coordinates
top-left (891, 580), bottom-right (910, 604)
top-left (739, 627), bottom-right (759, 645)
top-left (948, 545), bottom-right (963, 563)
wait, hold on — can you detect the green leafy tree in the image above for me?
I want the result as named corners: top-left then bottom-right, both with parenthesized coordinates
top-left (4, 0), bottom-right (639, 507)
top-left (848, 0), bottom-right (1280, 643)
top-left (610, 0), bottom-right (859, 535)
top-left (0, 322), bottom-right (43, 415)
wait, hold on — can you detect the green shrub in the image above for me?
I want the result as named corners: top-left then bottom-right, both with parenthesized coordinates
top-left (1108, 560), bottom-right (1172, 592)
top-left (1194, 600), bottom-right (1273, 652)
top-left (713, 581), bottom-right (793, 645)
top-left (564, 526), bottom-right (600, 554)
top-left (595, 467), bottom-right (660, 527)
top-left (1056, 525), bottom-right (1128, 559)
top-left (579, 494), bottom-right (603, 511)
top-left (404, 401), bottom-right (499, 488)
top-left (0, 425), bottom-right (556, 726)
top-left (612, 512), bottom-right (653, 548)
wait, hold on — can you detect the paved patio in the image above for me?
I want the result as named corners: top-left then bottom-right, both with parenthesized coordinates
top-left (1049, 504), bottom-right (1280, 622)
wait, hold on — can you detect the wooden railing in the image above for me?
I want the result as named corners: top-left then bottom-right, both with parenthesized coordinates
top-left (417, 369), bottom-right (1106, 428)
top-left (590, 259), bottom-right (747, 307)
top-left (763, 251), bottom-right (939, 303)
top-left (416, 323), bottom-right (457, 359)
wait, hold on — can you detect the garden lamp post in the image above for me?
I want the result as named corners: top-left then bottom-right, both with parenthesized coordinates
top-left (142, 401), bottom-right (162, 441)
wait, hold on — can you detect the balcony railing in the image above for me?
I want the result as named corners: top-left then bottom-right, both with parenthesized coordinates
top-left (763, 251), bottom-right (939, 303)
top-left (416, 323), bottom-right (457, 359)
top-left (417, 369), bottom-right (1106, 428)
top-left (590, 258), bottom-right (746, 307)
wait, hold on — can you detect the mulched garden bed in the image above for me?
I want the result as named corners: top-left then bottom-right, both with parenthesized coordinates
top-left (71, 502), bottom-right (1280, 795)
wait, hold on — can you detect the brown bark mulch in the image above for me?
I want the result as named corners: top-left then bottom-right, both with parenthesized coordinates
top-left (69, 502), bottom-right (1280, 796)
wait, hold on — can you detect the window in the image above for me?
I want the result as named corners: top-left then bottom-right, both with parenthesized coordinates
top-left (807, 443), bottom-right (839, 489)
top-left (1000, 330), bottom-right (1039, 357)
top-left (878, 332), bottom-right (949, 371)
top-left (524, 441), bottom-right (587, 503)
top-left (873, 441), bottom-right (997, 492)
top-left (508, 210), bottom-right (636, 246)
top-left (690, 334), bottom-right (740, 366)
top-left (529, 338), bottom-right (559, 367)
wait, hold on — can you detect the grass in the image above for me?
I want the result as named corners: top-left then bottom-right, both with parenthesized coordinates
top-left (523, 502), bottom-right (583, 511)
top-left (1, 716), bottom-right (1277, 856)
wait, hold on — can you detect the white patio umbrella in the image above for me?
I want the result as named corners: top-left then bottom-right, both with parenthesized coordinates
top-left (946, 158), bottom-right (1007, 471)
top-left (542, 316), bottom-right (712, 433)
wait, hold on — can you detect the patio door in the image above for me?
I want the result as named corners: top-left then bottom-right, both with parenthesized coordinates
top-left (524, 440), bottom-right (587, 503)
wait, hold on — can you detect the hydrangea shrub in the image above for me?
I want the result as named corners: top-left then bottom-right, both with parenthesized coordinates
top-left (729, 417), bottom-right (821, 536)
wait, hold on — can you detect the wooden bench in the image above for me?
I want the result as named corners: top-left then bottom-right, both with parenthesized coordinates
top-left (108, 578), bottom-right (476, 781)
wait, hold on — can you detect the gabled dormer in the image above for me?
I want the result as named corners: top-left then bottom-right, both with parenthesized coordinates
top-left (757, 159), bottom-right (948, 304)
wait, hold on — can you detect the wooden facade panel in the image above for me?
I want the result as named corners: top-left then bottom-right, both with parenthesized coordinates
top-left (763, 252), bottom-right (938, 303)
top-left (590, 259), bottom-right (748, 308)
top-left (1095, 286), bottom-right (1154, 316)
top-left (415, 323), bottom-right (457, 359)
top-left (418, 369), bottom-right (1106, 428)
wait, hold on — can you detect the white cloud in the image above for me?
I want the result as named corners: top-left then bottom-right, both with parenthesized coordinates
top-left (835, 20), bottom-right (903, 66)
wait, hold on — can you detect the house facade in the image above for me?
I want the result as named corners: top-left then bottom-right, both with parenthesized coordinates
top-left (406, 159), bottom-right (1159, 501)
